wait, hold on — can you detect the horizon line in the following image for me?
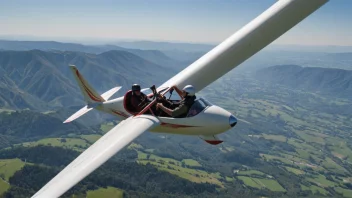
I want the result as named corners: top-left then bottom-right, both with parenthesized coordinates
top-left (1, 36), bottom-right (352, 48)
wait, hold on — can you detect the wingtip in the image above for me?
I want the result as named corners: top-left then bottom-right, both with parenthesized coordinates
top-left (63, 120), bottom-right (71, 123)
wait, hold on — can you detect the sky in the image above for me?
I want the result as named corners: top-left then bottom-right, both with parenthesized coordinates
top-left (0, 0), bottom-right (351, 45)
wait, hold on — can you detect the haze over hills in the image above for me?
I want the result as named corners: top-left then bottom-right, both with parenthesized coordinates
top-left (112, 41), bottom-right (215, 52)
top-left (0, 50), bottom-right (176, 110)
top-left (256, 65), bottom-right (352, 99)
top-left (0, 40), bottom-right (184, 69)
top-left (0, 46), bottom-right (351, 111)
top-left (3, 40), bottom-right (352, 72)
top-left (0, 40), bottom-right (101, 53)
top-left (265, 44), bottom-right (352, 53)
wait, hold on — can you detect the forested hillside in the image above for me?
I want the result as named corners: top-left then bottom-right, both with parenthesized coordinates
top-left (0, 50), bottom-right (177, 109)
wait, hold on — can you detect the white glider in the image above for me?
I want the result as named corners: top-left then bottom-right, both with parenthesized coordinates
top-left (32, 0), bottom-right (328, 197)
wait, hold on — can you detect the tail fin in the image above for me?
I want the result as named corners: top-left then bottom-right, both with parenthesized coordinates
top-left (101, 86), bottom-right (122, 100)
top-left (69, 65), bottom-right (105, 104)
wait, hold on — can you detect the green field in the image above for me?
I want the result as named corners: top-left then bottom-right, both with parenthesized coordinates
top-left (335, 187), bottom-right (352, 198)
top-left (128, 143), bottom-right (143, 150)
top-left (87, 187), bottom-right (123, 198)
top-left (237, 176), bottom-right (262, 188)
top-left (22, 138), bottom-right (89, 151)
top-left (253, 178), bottom-right (286, 192)
top-left (327, 139), bottom-right (352, 163)
top-left (295, 130), bottom-right (325, 144)
top-left (310, 185), bottom-right (329, 195)
top-left (287, 138), bottom-right (318, 152)
top-left (0, 159), bottom-right (25, 181)
top-left (322, 157), bottom-right (347, 174)
top-left (285, 167), bottom-right (304, 175)
top-left (148, 154), bottom-right (180, 165)
top-left (100, 122), bottom-right (115, 133)
top-left (307, 174), bottom-right (337, 188)
top-left (136, 151), bottom-right (222, 187)
top-left (301, 184), bottom-right (328, 195)
top-left (237, 170), bottom-right (265, 176)
top-left (237, 176), bottom-right (285, 192)
top-left (262, 134), bottom-right (287, 142)
top-left (145, 149), bottom-right (154, 153)
top-left (295, 149), bottom-right (311, 160)
top-left (260, 154), bottom-right (292, 165)
top-left (139, 160), bottom-right (223, 187)
top-left (182, 159), bottom-right (202, 167)
top-left (301, 184), bottom-right (310, 191)
top-left (80, 134), bottom-right (102, 144)
top-left (0, 179), bottom-right (10, 196)
top-left (137, 151), bottom-right (148, 159)
top-left (226, 176), bottom-right (234, 182)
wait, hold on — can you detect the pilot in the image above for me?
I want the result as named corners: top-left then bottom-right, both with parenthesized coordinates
top-left (156, 85), bottom-right (196, 118)
top-left (130, 84), bottom-right (149, 112)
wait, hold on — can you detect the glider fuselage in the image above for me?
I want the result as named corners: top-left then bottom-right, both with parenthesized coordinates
top-left (96, 95), bottom-right (236, 136)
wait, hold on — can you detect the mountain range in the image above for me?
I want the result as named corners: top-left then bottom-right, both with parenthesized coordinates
top-left (256, 65), bottom-right (352, 99)
top-left (0, 40), bottom-right (186, 69)
top-left (1, 46), bottom-right (351, 111)
top-left (0, 49), bottom-right (178, 110)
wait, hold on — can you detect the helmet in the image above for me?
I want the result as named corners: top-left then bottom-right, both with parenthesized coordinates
top-left (182, 85), bottom-right (195, 96)
top-left (132, 84), bottom-right (141, 91)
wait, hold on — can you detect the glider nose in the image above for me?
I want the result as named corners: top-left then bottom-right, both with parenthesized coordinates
top-left (229, 115), bottom-right (237, 127)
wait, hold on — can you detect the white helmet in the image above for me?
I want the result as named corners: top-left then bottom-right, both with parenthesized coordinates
top-left (182, 85), bottom-right (195, 96)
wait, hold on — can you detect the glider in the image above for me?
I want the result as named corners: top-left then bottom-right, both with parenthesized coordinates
top-left (32, 0), bottom-right (328, 197)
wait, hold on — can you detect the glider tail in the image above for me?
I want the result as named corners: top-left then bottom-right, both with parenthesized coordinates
top-left (64, 65), bottom-right (121, 123)
top-left (69, 65), bottom-right (105, 104)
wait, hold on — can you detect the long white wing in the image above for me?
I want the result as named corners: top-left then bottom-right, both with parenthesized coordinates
top-left (32, 115), bottom-right (160, 198)
top-left (160, 0), bottom-right (328, 92)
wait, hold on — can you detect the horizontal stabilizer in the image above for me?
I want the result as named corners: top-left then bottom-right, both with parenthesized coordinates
top-left (63, 105), bottom-right (92, 123)
top-left (101, 86), bottom-right (121, 100)
top-left (200, 135), bottom-right (223, 145)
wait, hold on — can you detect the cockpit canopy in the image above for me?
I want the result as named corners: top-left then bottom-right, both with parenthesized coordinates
top-left (186, 97), bottom-right (212, 117)
top-left (125, 85), bottom-right (212, 118)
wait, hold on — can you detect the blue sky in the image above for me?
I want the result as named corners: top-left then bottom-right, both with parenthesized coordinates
top-left (0, 0), bottom-right (351, 45)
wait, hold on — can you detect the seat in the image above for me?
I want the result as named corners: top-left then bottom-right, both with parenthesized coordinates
top-left (123, 90), bottom-right (138, 115)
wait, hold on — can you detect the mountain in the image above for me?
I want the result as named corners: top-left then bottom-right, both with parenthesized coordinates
top-left (0, 50), bottom-right (176, 110)
top-left (97, 45), bottom-right (183, 68)
top-left (0, 40), bottom-right (100, 53)
top-left (266, 44), bottom-right (352, 53)
top-left (0, 40), bottom-right (184, 68)
top-left (112, 41), bottom-right (214, 52)
top-left (256, 65), bottom-right (352, 98)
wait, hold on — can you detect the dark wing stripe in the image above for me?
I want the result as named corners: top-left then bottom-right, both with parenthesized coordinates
top-left (75, 70), bottom-right (104, 102)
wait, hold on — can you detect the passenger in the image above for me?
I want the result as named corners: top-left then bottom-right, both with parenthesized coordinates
top-left (130, 84), bottom-right (149, 112)
top-left (156, 85), bottom-right (196, 118)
